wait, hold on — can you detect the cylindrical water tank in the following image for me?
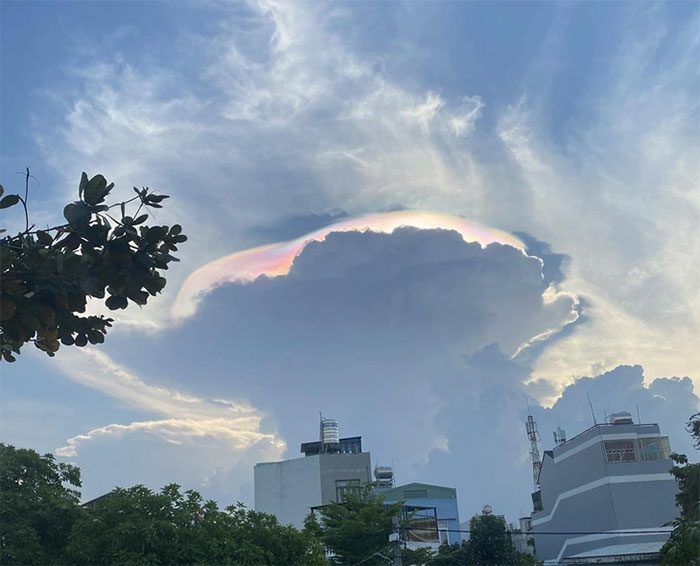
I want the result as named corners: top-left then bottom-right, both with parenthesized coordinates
top-left (321, 418), bottom-right (340, 446)
top-left (374, 466), bottom-right (394, 480)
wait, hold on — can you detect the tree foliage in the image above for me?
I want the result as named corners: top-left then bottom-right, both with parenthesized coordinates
top-left (466, 513), bottom-right (520, 565)
top-left (0, 171), bottom-right (186, 362)
top-left (0, 443), bottom-right (327, 565)
top-left (403, 514), bottom-right (536, 566)
top-left (660, 413), bottom-right (700, 565)
top-left (420, 542), bottom-right (470, 565)
top-left (0, 444), bottom-right (82, 564)
top-left (302, 511), bottom-right (330, 564)
top-left (66, 485), bottom-right (325, 565)
top-left (317, 486), bottom-right (402, 565)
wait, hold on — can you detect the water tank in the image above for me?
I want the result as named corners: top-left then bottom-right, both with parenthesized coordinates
top-left (321, 418), bottom-right (340, 448)
top-left (609, 411), bottom-right (633, 425)
top-left (374, 466), bottom-right (394, 481)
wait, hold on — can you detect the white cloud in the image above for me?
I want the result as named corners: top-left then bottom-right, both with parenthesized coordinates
top-left (114, 228), bottom-right (580, 481)
top-left (34, 1), bottom-right (698, 395)
top-left (49, 348), bottom-right (283, 502)
top-left (24, 0), bottom-right (700, 502)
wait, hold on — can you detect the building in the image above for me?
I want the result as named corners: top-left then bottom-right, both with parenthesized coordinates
top-left (254, 416), bottom-right (372, 528)
top-left (529, 412), bottom-right (677, 564)
top-left (380, 482), bottom-right (462, 549)
top-left (510, 516), bottom-right (535, 556)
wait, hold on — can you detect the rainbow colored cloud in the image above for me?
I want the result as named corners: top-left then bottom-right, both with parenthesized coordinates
top-left (172, 210), bottom-right (525, 320)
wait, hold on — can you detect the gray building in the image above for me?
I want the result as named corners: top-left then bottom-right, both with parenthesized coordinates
top-left (530, 413), bottom-right (677, 564)
top-left (254, 417), bottom-right (371, 528)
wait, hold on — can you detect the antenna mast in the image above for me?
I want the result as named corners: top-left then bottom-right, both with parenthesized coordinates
top-left (525, 410), bottom-right (542, 489)
top-left (586, 393), bottom-right (597, 426)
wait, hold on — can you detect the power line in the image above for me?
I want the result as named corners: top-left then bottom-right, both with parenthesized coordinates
top-left (402, 527), bottom-right (671, 536)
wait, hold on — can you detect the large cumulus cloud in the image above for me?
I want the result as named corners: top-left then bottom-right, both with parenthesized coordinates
top-left (65, 227), bottom-right (577, 502)
top-left (11, 226), bottom-right (697, 518)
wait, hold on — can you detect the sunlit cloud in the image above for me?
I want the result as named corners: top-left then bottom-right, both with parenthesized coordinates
top-left (173, 210), bottom-right (525, 320)
top-left (52, 348), bottom-right (283, 463)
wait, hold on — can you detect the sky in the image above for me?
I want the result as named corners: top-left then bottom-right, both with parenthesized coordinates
top-left (1, 0), bottom-right (699, 522)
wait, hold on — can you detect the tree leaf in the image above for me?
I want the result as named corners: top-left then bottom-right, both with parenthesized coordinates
top-left (0, 194), bottom-right (20, 209)
top-left (36, 230), bottom-right (53, 246)
top-left (79, 172), bottom-right (89, 199)
top-left (63, 202), bottom-right (90, 225)
top-left (84, 175), bottom-right (109, 205)
top-left (105, 295), bottom-right (128, 310)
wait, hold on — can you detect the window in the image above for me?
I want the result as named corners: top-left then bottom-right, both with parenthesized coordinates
top-left (532, 490), bottom-right (543, 512)
top-left (637, 437), bottom-right (671, 461)
top-left (335, 479), bottom-right (361, 502)
top-left (404, 508), bottom-right (439, 543)
top-left (604, 439), bottom-right (637, 462)
top-left (438, 520), bottom-right (449, 545)
top-left (339, 438), bottom-right (362, 454)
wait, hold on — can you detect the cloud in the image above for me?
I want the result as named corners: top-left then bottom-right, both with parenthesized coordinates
top-left (420, 356), bottom-right (699, 521)
top-left (246, 210), bottom-right (349, 244)
top-left (98, 228), bottom-right (579, 490)
top-left (31, 0), bottom-right (700, 389)
top-left (49, 348), bottom-right (283, 503)
top-left (11, 0), bottom-right (699, 519)
top-left (173, 211), bottom-right (526, 320)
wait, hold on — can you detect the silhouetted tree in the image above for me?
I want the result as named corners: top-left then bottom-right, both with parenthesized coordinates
top-left (466, 513), bottom-right (519, 565)
top-left (0, 444), bottom-right (81, 564)
top-left (660, 413), bottom-right (700, 565)
top-left (0, 170), bottom-right (186, 362)
top-left (318, 485), bottom-right (401, 565)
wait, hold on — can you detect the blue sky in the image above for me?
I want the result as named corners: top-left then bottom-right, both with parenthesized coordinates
top-left (1, 1), bottom-right (699, 521)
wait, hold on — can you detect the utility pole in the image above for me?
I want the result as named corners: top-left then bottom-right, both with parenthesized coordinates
top-left (390, 516), bottom-right (402, 566)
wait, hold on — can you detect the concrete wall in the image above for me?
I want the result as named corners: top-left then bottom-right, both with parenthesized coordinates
top-left (254, 452), bottom-right (372, 529)
top-left (254, 455), bottom-right (322, 529)
top-left (531, 424), bottom-right (677, 563)
top-left (319, 452), bottom-right (372, 504)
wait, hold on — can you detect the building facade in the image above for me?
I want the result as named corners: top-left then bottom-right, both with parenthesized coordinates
top-left (254, 419), bottom-right (372, 528)
top-left (530, 416), bottom-right (677, 563)
top-left (380, 482), bottom-right (462, 549)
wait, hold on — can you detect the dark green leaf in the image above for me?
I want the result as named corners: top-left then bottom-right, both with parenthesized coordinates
top-left (84, 175), bottom-right (109, 205)
top-left (36, 230), bottom-right (53, 246)
top-left (105, 295), bottom-right (128, 310)
top-left (20, 311), bottom-right (40, 331)
top-left (0, 194), bottom-right (20, 209)
top-left (63, 202), bottom-right (90, 225)
top-left (79, 172), bottom-right (89, 199)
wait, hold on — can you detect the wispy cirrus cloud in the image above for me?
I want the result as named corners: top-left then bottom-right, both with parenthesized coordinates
top-left (33, 1), bottom-right (699, 393)
top-left (12, 0), bottom-right (697, 512)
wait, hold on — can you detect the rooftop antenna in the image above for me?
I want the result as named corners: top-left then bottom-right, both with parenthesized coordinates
top-left (525, 402), bottom-right (542, 490)
top-left (636, 404), bottom-right (641, 424)
top-left (586, 393), bottom-right (598, 426)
